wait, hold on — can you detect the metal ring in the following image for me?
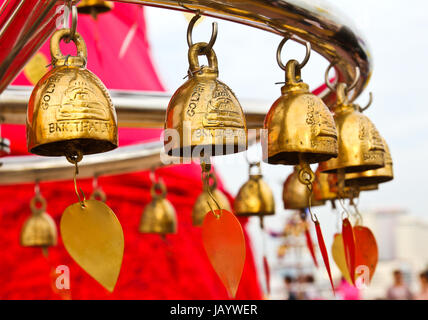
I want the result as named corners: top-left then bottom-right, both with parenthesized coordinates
top-left (325, 62), bottom-right (360, 93)
top-left (298, 167), bottom-right (315, 186)
top-left (356, 92), bottom-right (373, 111)
top-left (151, 179), bottom-right (167, 198)
top-left (90, 188), bottom-right (107, 202)
top-left (324, 62), bottom-right (338, 92)
top-left (30, 193), bottom-right (47, 214)
top-left (65, 148), bottom-right (83, 164)
top-left (276, 37), bottom-right (311, 71)
top-left (66, 4), bottom-right (78, 43)
top-left (187, 13), bottom-right (218, 54)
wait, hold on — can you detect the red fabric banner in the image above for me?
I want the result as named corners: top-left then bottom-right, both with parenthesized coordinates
top-left (0, 2), bottom-right (262, 300)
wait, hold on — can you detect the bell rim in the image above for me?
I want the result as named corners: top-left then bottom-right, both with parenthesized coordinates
top-left (320, 161), bottom-right (385, 174)
top-left (29, 138), bottom-right (118, 157)
top-left (345, 175), bottom-right (393, 187)
top-left (234, 211), bottom-right (275, 217)
top-left (263, 150), bottom-right (337, 166)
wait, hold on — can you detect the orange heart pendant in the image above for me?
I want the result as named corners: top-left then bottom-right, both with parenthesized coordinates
top-left (202, 209), bottom-right (246, 298)
top-left (354, 225), bottom-right (378, 284)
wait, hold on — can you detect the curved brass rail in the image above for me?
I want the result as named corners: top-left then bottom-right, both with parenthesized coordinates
top-left (116, 0), bottom-right (371, 103)
top-left (0, 0), bottom-right (371, 184)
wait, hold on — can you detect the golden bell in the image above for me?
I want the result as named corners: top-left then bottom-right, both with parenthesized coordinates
top-left (345, 138), bottom-right (393, 186)
top-left (20, 195), bottom-right (57, 248)
top-left (283, 166), bottom-right (325, 210)
top-left (319, 83), bottom-right (385, 173)
top-left (263, 59), bottom-right (338, 165)
top-left (234, 162), bottom-right (275, 219)
top-left (192, 172), bottom-right (231, 226)
top-left (164, 42), bottom-right (247, 159)
top-left (77, 0), bottom-right (113, 19)
top-left (27, 29), bottom-right (118, 157)
top-left (139, 179), bottom-right (177, 236)
top-left (312, 166), bottom-right (337, 202)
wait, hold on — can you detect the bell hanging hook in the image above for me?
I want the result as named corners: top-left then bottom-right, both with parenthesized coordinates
top-left (276, 36), bottom-right (311, 71)
top-left (325, 62), bottom-right (360, 94)
top-left (354, 92), bottom-right (373, 112)
top-left (187, 12), bottom-right (218, 55)
top-left (64, 1), bottom-right (78, 43)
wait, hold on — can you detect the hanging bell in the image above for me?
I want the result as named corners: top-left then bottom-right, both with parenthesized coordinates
top-left (20, 193), bottom-right (57, 248)
top-left (139, 178), bottom-right (177, 236)
top-left (192, 172), bottom-right (231, 226)
top-left (164, 16), bottom-right (247, 159)
top-left (319, 82), bottom-right (385, 173)
top-left (282, 166), bottom-right (325, 210)
top-left (27, 29), bottom-right (118, 158)
top-left (345, 137), bottom-right (393, 186)
top-left (312, 166), bottom-right (338, 202)
top-left (263, 39), bottom-right (338, 165)
top-left (77, 0), bottom-right (113, 19)
top-left (234, 162), bottom-right (275, 221)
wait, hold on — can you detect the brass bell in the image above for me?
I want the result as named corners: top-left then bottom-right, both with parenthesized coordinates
top-left (234, 162), bottom-right (275, 222)
top-left (192, 172), bottom-right (231, 226)
top-left (319, 82), bottom-right (385, 173)
top-left (27, 29), bottom-right (118, 158)
top-left (312, 166), bottom-right (337, 202)
top-left (263, 39), bottom-right (338, 165)
top-left (20, 193), bottom-right (57, 248)
top-left (164, 16), bottom-right (247, 159)
top-left (283, 166), bottom-right (325, 210)
top-left (77, 0), bottom-right (113, 19)
top-left (139, 178), bottom-right (177, 236)
top-left (345, 137), bottom-right (393, 186)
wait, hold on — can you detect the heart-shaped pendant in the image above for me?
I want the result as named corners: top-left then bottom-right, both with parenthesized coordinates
top-left (202, 209), bottom-right (246, 298)
top-left (354, 225), bottom-right (378, 283)
top-left (332, 233), bottom-right (353, 285)
top-left (60, 200), bottom-right (124, 292)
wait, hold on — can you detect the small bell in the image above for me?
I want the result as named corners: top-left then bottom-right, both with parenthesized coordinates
top-left (139, 178), bottom-right (177, 236)
top-left (234, 162), bottom-right (275, 223)
top-left (282, 166), bottom-right (325, 210)
top-left (77, 0), bottom-right (113, 19)
top-left (192, 172), bottom-right (231, 226)
top-left (319, 82), bottom-right (385, 173)
top-left (263, 39), bottom-right (338, 165)
top-left (164, 15), bottom-right (247, 159)
top-left (20, 192), bottom-right (57, 249)
top-left (27, 28), bottom-right (118, 158)
top-left (346, 137), bottom-right (393, 186)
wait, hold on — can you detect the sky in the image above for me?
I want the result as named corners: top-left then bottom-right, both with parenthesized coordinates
top-left (144, 0), bottom-right (428, 290)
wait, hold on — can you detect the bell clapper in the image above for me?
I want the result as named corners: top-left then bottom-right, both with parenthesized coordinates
top-left (65, 149), bottom-right (86, 209)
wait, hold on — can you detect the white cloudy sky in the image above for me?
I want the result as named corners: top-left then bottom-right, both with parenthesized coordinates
top-left (144, 0), bottom-right (428, 275)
